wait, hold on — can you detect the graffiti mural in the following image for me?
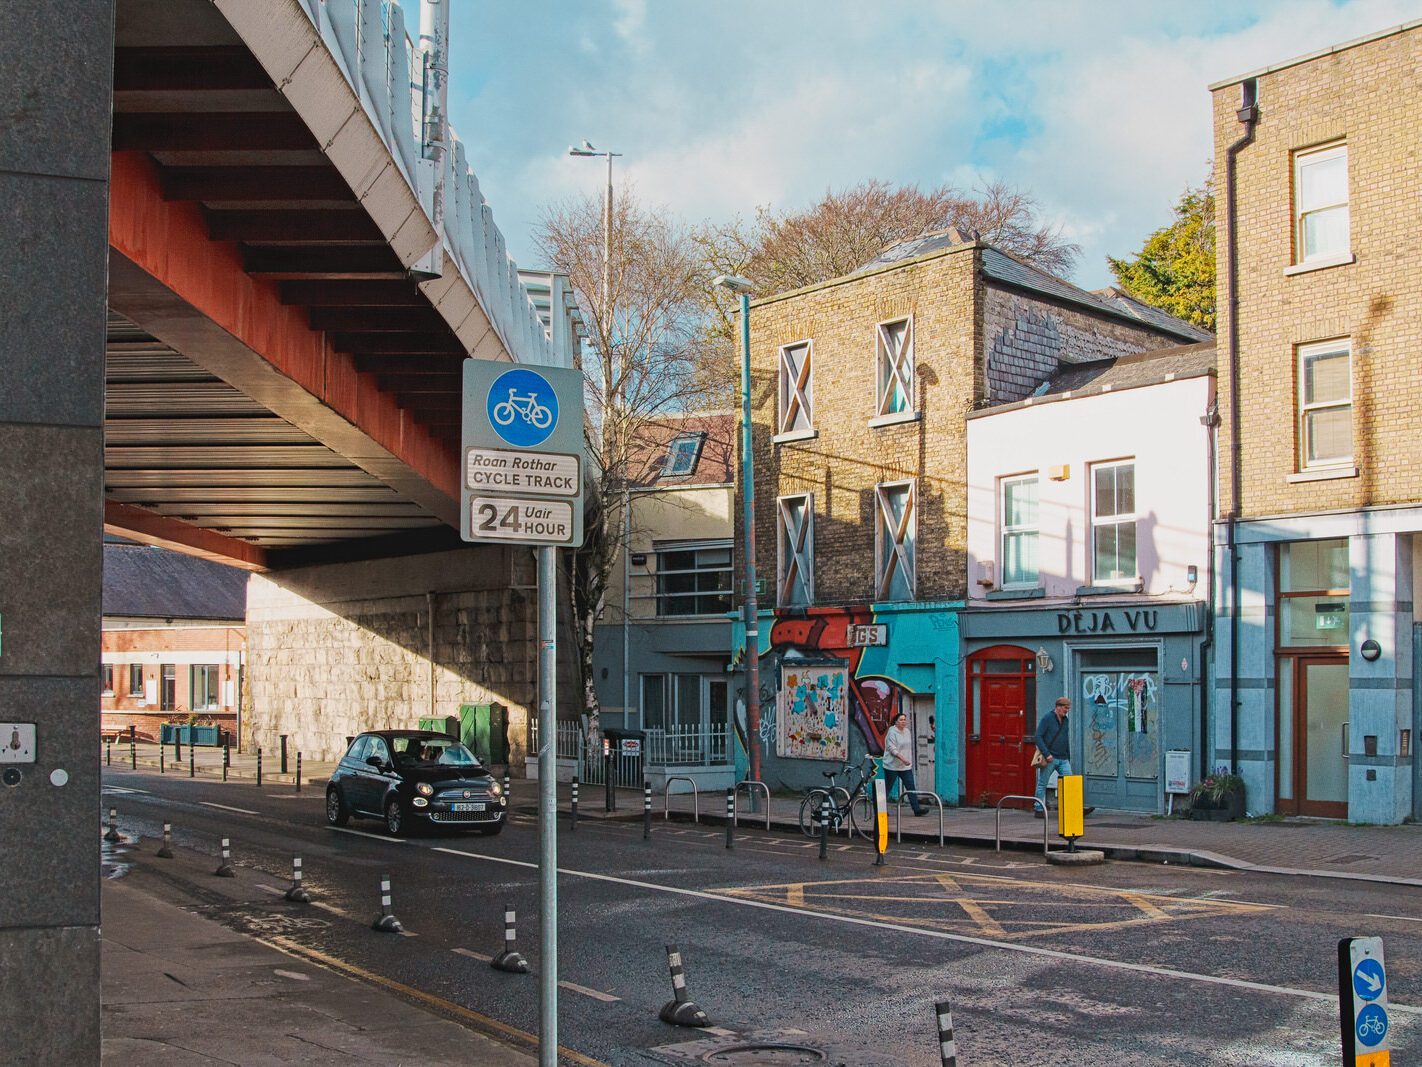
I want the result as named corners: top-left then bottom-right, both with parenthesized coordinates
top-left (1082, 672), bottom-right (1159, 780)
top-left (777, 665), bottom-right (849, 760)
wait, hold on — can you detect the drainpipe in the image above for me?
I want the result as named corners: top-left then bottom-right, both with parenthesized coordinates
top-left (1200, 398), bottom-right (1219, 783)
top-left (427, 592), bottom-right (437, 723)
top-left (1223, 79), bottom-right (1258, 777)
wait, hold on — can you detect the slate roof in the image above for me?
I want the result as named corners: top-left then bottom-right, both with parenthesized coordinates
top-left (627, 411), bottom-right (737, 489)
top-left (1038, 340), bottom-right (1216, 397)
top-left (859, 233), bottom-right (1211, 344)
top-left (103, 542), bottom-right (248, 620)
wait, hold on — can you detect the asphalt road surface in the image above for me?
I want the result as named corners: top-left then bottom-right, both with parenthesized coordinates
top-left (101, 766), bottom-right (1422, 1066)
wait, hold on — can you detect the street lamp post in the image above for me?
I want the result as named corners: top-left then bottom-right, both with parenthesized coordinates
top-left (713, 275), bottom-right (761, 788)
top-left (567, 141), bottom-right (621, 324)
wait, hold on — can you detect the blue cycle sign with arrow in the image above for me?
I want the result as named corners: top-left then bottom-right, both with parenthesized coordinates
top-left (486, 368), bottom-right (558, 447)
top-left (1339, 936), bottom-right (1390, 1065)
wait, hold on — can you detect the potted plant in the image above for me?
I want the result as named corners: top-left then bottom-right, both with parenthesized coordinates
top-left (1187, 768), bottom-right (1246, 821)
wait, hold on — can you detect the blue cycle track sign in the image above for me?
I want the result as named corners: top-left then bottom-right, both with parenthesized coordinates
top-left (486, 368), bottom-right (558, 448)
top-left (1339, 936), bottom-right (1390, 1065)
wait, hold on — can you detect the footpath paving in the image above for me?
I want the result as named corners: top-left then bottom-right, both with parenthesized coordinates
top-left (101, 852), bottom-right (537, 1065)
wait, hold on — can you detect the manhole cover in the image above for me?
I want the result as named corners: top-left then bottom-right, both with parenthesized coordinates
top-left (704, 1045), bottom-right (827, 1064)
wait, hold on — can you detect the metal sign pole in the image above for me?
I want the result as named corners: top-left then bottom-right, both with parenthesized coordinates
top-left (537, 545), bottom-right (558, 1067)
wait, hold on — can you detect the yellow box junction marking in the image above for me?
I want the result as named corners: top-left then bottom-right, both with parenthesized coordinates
top-left (717, 870), bottom-right (1272, 942)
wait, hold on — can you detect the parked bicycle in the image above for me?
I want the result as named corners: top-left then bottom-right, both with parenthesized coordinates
top-left (492, 388), bottom-right (553, 429)
top-left (798, 755), bottom-right (881, 841)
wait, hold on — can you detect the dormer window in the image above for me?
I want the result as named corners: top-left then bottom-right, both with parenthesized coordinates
top-left (662, 432), bottom-right (706, 477)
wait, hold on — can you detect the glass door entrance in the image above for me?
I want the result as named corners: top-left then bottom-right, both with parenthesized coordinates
top-left (1278, 655), bottom-right (1349, 818)
top-left (1078, 648), bottom-right (1161, 812)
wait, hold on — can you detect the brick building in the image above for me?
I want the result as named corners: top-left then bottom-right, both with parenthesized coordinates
top-left (100, 539), bottom-right (247, 743)
top-left (741, 233), bottom-right (1207, 796)
top-left (1211, 20), bottom-right (1422, 823)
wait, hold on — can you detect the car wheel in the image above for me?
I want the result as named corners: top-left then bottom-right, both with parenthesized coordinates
top-left (384, 797), bottom-right (405, 836)
top-left (326, 787), bottom-right (350, 827)
top-left (476, 821), bottom-right (504, 836)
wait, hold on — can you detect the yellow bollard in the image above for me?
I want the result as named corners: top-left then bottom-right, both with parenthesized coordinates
top-left (873, 777), bottom-right (889, 866)
top-left (1057, 774), bottom-right (1085, 848)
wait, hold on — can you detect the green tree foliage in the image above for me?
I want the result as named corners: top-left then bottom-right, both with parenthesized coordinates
top-left (1107, 179), bottom-right (1216, 332)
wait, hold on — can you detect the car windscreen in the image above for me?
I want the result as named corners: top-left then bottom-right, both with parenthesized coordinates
top-left (390, 736), bottom-right (482, 769)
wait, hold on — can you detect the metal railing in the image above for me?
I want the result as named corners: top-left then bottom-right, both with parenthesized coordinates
top-left (663, 776), bottom-right (699, 823)
top-left (994, 795), bottom-right (1050, 856)
top-left (894, 791), bottom-right (945, 847)
top-left (644, 724), bottom-right (730, 767)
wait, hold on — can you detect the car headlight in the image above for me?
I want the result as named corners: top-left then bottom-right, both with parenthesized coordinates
top-left (488, 782), bottom-right (503, 797)
top-left (416, 782), bottom-right (433, 797)
top-left (412, 796), bottom-right (428, 808)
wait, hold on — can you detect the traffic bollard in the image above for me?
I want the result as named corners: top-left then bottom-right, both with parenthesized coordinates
top-left (106, 741), bottom-right (111, 766)
top-left (103, 808), bottom-right (121, 843)
top-left (819, 795), bottom-right (830, 861)
top-left (372, 874), bottom-right (402, 932)
top-left (280, 734), bottom-right (289, 775)
top-left (643, 781), bottom-right (652, 841)
top-left (174, 731), bottom-right (182, 765)
top-left (159, 748), bottom-right (165, 774)
top-left (223, 738), bottom-right (229, 781)
top-left (724, 788), bottom-right (734, 850)
top-left (604, 741), bottom-right (615, 813)
top-left (570, 775), bottom-right (579, 831)
top-left (490, 904), bottom-right (529, 973)
top-left (256, 747), bottom-right (263, 787)
top-left (130, 738), bottom-right (136, 770)
top-left (502, 771), bottom-right (511, 800)
top-left (284, 854), bottom-right (310, 903)
top-left (658, 944), bottom-right (710, 1027)
top-left (156, 821), bottom-right (174, 859)
top-left (189, 740), bottom-right (195, 778)
top-left (295, 752), bottom-right (302, 793)
top-left (214, 837), bottom-right (235, 877)
top-left (935, 999), bottom-right (959, 1067)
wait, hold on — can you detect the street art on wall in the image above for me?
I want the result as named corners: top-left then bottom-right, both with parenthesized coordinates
top-left (1082, 671), bottom-right (1160, 780)
top-left (777, 665), bottom-right (849, 760)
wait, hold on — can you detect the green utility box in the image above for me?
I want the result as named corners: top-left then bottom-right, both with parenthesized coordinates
top-left (459, 703), bottom-right (509, 766)
top-left (418, 715), bottom-right (460, 738)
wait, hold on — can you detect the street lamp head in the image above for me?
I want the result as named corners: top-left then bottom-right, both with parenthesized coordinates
top-left (567, 142), bottom-right (597, 157)
top-left (713, 274), bottom-right (755, 295)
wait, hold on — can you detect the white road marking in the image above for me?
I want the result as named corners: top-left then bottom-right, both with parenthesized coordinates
top-left (329, 827), bottom-right (406, 843)
top-left (200, 802), bottom-right (260, 815)
top-left (274, 969), bottom-right (309, 981)
top-left (430, 846), bottom-right (1422, 1015)
top-left (1366, 913), bottom-right (1422, 923)
top-left (102, 786), bottom-right (149, 795)
top-left (559, 980), bottom-right (619, 1003)
top-left (451, 949), bottom-right (619, 1001)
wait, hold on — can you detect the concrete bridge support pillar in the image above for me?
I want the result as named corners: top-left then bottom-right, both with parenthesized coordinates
top-left (0, 1), bottom-right (115, 1061)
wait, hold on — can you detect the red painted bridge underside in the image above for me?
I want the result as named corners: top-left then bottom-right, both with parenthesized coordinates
top-left (108, 150), bottom-right (460, 506)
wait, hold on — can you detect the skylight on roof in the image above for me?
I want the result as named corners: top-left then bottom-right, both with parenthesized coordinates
top-left (662, 432), bottom-right (706, 477)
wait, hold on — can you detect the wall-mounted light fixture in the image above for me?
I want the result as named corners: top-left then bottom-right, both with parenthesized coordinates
top-left (1360, 639), bottom-right (1382, 662)
top-left (1186, 564), bottom-right (1198, 585)
top-left (1035, 647), bottom-right (1054, 673)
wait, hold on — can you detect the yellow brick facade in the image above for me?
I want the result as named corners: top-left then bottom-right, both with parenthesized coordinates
top-left (744, 246), bottom-right (1194, 606)
top-left (1213, 24), bottom-right (1422, 519)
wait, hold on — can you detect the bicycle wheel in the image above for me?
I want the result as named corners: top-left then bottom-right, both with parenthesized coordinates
top-left (530, 403), bottom-right (553, 429)
top-left (492, 401), bottom-right (516, 426)
top-left (847, 791), bottom-right (876, 841)
top-left (799, 789), bottom-right (831, 836)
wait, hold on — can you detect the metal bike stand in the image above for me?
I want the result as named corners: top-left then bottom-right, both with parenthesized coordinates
top-left (732, 780), bottom-right (771, 831)
top-left (994, 795), bottom-right (1049, 856)
top-left (894, 791), bottom-right (945, 847)
top-left (663, 775), bottom-right (699, 823)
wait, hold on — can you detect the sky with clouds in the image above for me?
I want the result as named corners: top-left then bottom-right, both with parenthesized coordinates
top-left (444, 0), bottom-right (1418, 290)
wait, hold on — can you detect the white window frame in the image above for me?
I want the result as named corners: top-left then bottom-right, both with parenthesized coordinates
top-left (999, 474), bottom-right (1039, 589)
top-left (1293, 142), bottom-right (1349, 264)
top-left (874, 316), bottom-right (914, 417)
top-left (776, 494), bottom-right (814, 607)
top-left (1297, 339), bottom-right (1352, 470)
top-left (1090, 460), bottom-right (1137, 585)
top-left (874, 480), bottom-right (916, 601)
top-left (777, 340), bottom-right (814, 436)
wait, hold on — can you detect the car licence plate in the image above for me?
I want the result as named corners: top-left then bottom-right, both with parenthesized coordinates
top-left (451, 802), bottom-right (486, 812)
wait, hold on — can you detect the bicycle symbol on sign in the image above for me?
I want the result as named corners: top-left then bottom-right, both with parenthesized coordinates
top-left (1359, 1013), bottom-right (1387, 1039)
top-left (492, 389), bottom-right (553, 429)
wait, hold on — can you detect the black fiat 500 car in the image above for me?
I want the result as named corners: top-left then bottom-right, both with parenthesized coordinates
top-left (326, 730), bottom-right (506, 836)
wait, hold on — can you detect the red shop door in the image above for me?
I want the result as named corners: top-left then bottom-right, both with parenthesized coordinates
top-left (965, 646), bottom-right (1037, 805)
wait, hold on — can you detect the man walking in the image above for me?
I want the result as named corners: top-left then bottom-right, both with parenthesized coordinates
top-left (883, 711), bottom-right (926, 815)
top-left (1033, 697), bottom-right (1094, 818)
